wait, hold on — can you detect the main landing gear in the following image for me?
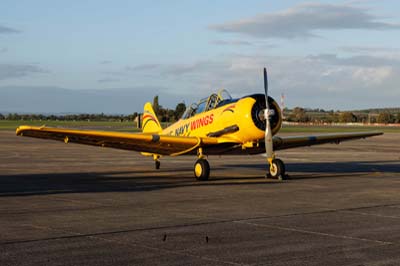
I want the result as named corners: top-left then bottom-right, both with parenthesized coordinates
top-left (266, 158), bottom-right (287, 180)
top-left (153, 151), bottom-right (285, 181)
top-left (152, 152), bottom-right (211, 181)
top-left (192, 156), bottom-right (286, 181)
top-left (194, 147), bottom-right (210, 181)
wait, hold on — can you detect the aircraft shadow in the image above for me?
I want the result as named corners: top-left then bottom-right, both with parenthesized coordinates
top-left (225, 160), bottom-right (400, 179)
top-left (1, 160), bottom-right (398, 197)
top-left (0, 167), bottom-right (274, 197)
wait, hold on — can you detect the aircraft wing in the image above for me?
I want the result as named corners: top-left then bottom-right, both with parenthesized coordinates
top-left (16, 126), bottom-right (383, 156)
top-left (272, 131), bottom-right (383, 151)
top-left (203, 131), bottom-right (383, 155)
top-left (16, 126), bottom-right (220, 156)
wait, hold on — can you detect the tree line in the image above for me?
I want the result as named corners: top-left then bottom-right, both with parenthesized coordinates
top-left (285, 107), bottom-right (400, 124)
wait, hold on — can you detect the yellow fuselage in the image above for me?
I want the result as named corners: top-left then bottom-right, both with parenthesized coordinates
top-left (162, 96), bottom-right (281, 144)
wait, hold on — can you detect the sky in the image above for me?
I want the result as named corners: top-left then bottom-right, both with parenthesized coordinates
top-left (1, 0), bottom-right (400, 113)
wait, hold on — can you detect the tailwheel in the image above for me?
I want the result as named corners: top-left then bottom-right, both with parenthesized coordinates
top-left (266, 158), bottom-right (286, 180)
top-left (153, 154), bottom-right (161, 170)
top-left (194, 159), bottom-right (210, 181)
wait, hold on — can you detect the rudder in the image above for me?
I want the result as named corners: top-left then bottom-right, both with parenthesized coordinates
top-left (142, 102), bottom-right (162, 133)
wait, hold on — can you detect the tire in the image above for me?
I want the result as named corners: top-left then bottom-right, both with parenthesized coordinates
top-left (194, 159), bottom-right (210, 181)
top-left (266, 158), bottom-right (286, 180)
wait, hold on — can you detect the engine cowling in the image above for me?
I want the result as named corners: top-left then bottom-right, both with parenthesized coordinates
top-left (249, 94), bottom-right (282, 136)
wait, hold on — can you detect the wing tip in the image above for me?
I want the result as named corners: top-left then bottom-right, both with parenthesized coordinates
top-left (16, 125), bottom-right (29, 136)
top-left (16, 125), bottom-right (43, 136)
top-left (370, 131), bottom-right (384, 136)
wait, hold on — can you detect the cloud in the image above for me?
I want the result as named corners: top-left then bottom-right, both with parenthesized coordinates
top-left (161, 61), bottom-right (228, 77)
top-left (306, 53), bottom-right (400, 67)
top-left (211, 40), bottom-right (253, 46)
top-left (0, 64), bottom-right (47, 80)
top-left (0, 48), bottom-right (8, 53)
top-left (126, 64), bottom-right (161, 71)
top-left (351, 66), bottom-right (392, 85)
top-left (2, 54), bottom-right (399, 111)
top-left (339, 46), bottom-right (400, 54)
top-left (99, 60), bottom-right (112, 65)
top-left (131, 52), bottom-right (400, 109)
top-left (101, 70), bottom-right (126, 76)
top-left (97, 78), bottom-right (120, 83)
top-left (209, 3), bottom-right (400, 39)
top-left (0, 25), bottom-right (20, 34)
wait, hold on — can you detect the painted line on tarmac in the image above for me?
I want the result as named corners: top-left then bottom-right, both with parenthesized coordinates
top-left (234, 220), bottom-right (393, 245)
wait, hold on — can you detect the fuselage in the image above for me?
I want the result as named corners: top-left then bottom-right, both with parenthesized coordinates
top-left (162, 94), bottom-right (282, 144)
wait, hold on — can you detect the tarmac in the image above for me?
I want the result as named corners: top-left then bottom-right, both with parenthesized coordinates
top-left (1, 130), bottom-right (400, 266)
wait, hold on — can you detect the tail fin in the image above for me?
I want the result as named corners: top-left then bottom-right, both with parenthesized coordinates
top-left (142, 102), bottom-right (162, 133)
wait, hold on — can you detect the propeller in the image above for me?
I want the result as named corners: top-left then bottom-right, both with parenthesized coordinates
top-left (263, 68), bottom-right (274, 164)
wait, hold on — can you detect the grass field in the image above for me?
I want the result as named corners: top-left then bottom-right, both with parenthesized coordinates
top-left (2, 120), bottom-right (400, 133)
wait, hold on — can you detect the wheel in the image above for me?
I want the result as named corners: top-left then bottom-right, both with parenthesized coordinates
top-left (155, 160), bottom-right (160, 170)
top-left (266, 158), bottom-right (286, 180)
top-left (194, 159), bottom-right (210, 181)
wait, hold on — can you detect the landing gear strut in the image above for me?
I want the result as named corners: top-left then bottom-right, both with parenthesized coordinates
top-left (266, 158), bottom-right (286, 180)
top-left (153, 155), bottom-right (161, 170)
top-left (194, 147), bottom-right (210, 181)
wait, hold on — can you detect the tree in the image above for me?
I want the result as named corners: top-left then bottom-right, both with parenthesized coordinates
top-left (377, 112), bottom-right (394, 124)
top-left (355, 113), bottom-right (368, 123)
top-left (339, 112), bottom-right (357, 123)
top-left (127, 112), bottom-right (138, 121)
top-left (396, 113), bottom-right (400, 123)
top-left (7, 113), bottom-right (21, 120)
top-left (289, 107), bottom-right (309, 122)
top-left (174, 102), bottom-right (186, 120)
top-left (167, 109), bottom-right (175, 122)
top-left (153, 95), bottom-right (160, 116)
top-left (0, 113), bottom-right (4, 120)
top-left (158, 108), bottom-right (168, 122)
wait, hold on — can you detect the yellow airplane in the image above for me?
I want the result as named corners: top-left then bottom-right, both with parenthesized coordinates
top-left (16, 68), bottom-right (382, 181)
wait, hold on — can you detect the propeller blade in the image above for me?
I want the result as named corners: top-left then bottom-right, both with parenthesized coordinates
top-left (264, 67), bottom-right (268, 100)
top-left (263, 68), bottom-right (274, 161)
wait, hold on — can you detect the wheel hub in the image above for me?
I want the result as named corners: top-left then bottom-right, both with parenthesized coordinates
top-left (270, 164), bottom-right (278, 176)
top-left (195, 163), bottom-right (203, 177)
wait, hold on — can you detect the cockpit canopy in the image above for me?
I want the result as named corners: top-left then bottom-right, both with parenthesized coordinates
top-left (181, 89), bottom-right (234, 119)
